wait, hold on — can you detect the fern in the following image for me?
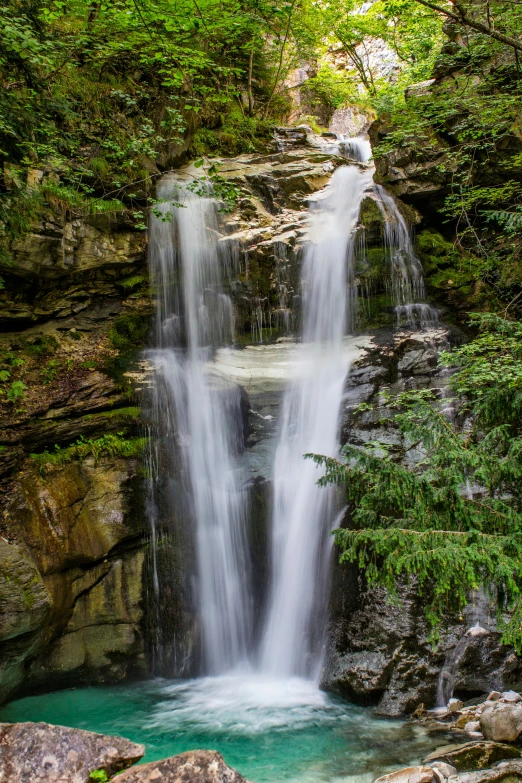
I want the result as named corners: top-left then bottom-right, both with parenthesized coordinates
top-left (483, 207), bottom-right (522, 234)
top-left (41, 183), bottom-right (125, 217)
top-left (31, 433), bottom-right (147, 472)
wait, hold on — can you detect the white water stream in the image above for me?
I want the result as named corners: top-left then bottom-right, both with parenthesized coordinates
top-left (259, 163), bottom-right (374, 677)
top-left (148, 177), bottom-right (252, 673)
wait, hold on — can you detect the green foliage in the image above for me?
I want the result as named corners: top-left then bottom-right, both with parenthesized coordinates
top-left (89, 770), bottom-right (109, 782)
top-left (310, 315), bottom-right (522, 649)
top-left (31, 433), bottom-right (148, 472)
top-left (0, 0), bottom-right (322, 242)
top-left (368, 1), bottom-right (522, 310)
top-left (190, 111), bottom-right (273, 157)
top-left (6, 380), bottom-right (26, 402)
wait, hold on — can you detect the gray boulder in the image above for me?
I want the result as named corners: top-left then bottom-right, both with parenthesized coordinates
top-left (0, 721), bottom-right (144, 782)
top-left (115, 750), bottom-right (248, 783)
top-left (480, 702), bottom-right (522, 742)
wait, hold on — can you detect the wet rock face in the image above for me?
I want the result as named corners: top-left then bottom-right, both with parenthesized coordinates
top-left (322, 326), bottom-right (522, 715)
top-left (0, 458), bottom-right (147, 703)
top-left (0, 206), bottom-right (150, 706)
top-left (0, 212), bottom-right (146, 328)
top-left (116, 750), bottom-right (248, 783)
top-left (0, 721), bottom-right (144, 782)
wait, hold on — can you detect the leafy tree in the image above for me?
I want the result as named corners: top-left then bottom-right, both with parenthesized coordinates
top-left (309, 314), bottom-right (522, 649)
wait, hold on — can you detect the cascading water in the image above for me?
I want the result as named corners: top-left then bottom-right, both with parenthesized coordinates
top-left (259, 162), bottom-right (374, 678)
top-left (147, 174), bottom-right (252, 674)
top-left (146, 136), bottom-right (439, 690)
top-left (372, 185), bottom-right (439, 327)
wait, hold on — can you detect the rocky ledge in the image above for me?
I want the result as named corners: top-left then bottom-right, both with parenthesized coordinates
top-left (375, 691), bottom-right (522, 783)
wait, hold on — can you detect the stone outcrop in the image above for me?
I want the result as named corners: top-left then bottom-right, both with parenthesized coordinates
top-left (0, 721), bottom-right (144, 782)
top-left (0, 195), bottom-right (150, 703)
top-left (116, 750), bottom-right (248, 783)
top-left (0, 457), bottom-right (147, 703)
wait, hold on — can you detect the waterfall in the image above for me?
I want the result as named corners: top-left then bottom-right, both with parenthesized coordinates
top-left (259, 164), bottom-right (374, 678)
top-left (146, 141), bottom-right (438, 686)
top-left (147, 175), bottom-right (252, 674)
top-left (372, 185), bottom-right (438, 326)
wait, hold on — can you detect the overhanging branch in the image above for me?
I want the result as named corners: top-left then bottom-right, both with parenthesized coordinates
top-left (412, 0), bottom-right (522, 52)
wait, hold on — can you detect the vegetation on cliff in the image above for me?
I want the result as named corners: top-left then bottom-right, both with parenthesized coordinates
top-left (313, 314), bottom-right (522, 649)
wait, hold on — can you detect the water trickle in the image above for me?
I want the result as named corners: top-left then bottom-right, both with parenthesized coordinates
top-left (259, 164), bottom-right (374, 678)
top-left (147, 175), bottom-right (253, 674)
top-left (372, 185), bottom-right (438, 327)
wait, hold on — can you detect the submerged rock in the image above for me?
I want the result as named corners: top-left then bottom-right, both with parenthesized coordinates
top-left (115, 750), bottom-right (248, 783)
top-left (424, 741), bottom-right (521, 771)
top-left (0, 721), bottom-right (144, 782)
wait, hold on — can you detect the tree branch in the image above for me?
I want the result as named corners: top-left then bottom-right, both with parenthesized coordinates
top-left (412, 0), bottom-right (522, 52)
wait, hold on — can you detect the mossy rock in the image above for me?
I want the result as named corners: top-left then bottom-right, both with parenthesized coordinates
top-left (355, 247), bottom-right (389, 282)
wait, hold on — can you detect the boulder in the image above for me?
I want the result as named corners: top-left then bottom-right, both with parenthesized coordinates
top-left (501, 692), bottom-right (521, 704)
top-left (449, 699), bottom-right (464, 713)
top-left (480, 702), bottom-right (522, 742)
top-left (115, 750), bottom-right (248, 783)
top-left (0, 721), bottom-right (144, 782)
top-left (424, 741), bottom-right (520, 771)
top-left (373, 766), bottom-right (436, 783)
top-left (451, 760), bottom-right (522, 783)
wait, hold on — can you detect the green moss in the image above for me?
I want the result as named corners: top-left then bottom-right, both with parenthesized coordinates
top-left (105, 312), bottom-right (151, 387)
top-left (355, 247), bottom-right (389, 282)
top-left (109, 314), bottom-right (150, 352)
top-left (359, 198), bottom-right (383, 227)
top-left (85, 406), bottom-right (141, 421)
top-left (117, 274), bottom-right (146, 292)
top-left (31, 434), bottom-right (148, 472)
top-left (21, 334), bottom-right (58, 357)
top-left (356, 292), bottom-right (396, 330)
